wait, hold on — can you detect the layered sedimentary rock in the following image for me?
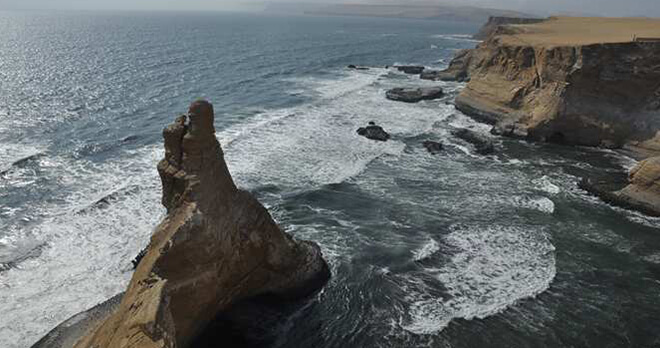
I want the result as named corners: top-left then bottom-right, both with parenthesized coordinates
top-left (63, 100), bottom-right (330, 348)
top-left (428, 49), bottom-right (476, 82)
top-left (580, 157), bottom-right (660, 217)
top-left (617, 157), bottom-right (660, 216)
top-left (448, 16), bottom-right (660, 214)
top-left (451, 17), bottom-right (660, 153)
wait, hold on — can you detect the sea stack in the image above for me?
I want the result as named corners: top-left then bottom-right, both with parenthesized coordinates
top-left (67, 100), bottom-right (330, 348)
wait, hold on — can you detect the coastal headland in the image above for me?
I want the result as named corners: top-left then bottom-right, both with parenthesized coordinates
top-left (442, 16), bottom-right (660, 214)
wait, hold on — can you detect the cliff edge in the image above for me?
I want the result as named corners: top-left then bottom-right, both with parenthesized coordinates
top-left (445, 16), bottom-right (660, 214)
top-left (42, 100), bottom-right (330, 348)
top-left (472, 16), bottom-right (544, 40)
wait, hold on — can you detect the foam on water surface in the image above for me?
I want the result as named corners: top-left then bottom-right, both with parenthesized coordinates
top-left (401, 225), bottom-right (556, 334)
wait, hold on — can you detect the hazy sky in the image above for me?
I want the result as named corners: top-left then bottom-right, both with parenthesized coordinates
top-left (0, 0), bottom-right (659, 17)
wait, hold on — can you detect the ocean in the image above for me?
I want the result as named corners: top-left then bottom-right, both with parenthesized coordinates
top-left (1, 11), bottom-right (660, 348)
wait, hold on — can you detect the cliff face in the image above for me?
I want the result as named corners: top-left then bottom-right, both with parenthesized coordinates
top-left (71, 100), bottom-right (330, 348)
top-left (448, 17), bottom-right (660, 215)
top-left (454, 25), bottom-right (660, 153)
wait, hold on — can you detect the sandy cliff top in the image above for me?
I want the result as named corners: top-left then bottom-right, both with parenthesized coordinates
top-left (499, 16), bottom-right (660, 46)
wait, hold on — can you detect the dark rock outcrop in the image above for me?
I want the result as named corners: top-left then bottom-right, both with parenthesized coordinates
top-left (419, 69), bottom-right (462, 82)
top-left (396, 65), bottom-right (425, 74)
top-left (131, 247), bottom-right (147, 269)
top-left (423, 141), bottom-right (443, 154)
top-left (357, 122), bottom-right (390, 141)
top-left (385, 87), bottom-right (444, 103)
top-left (34, 100), bottom-right (331, 348)
top-left (347, 64), bottom-right (369, 70)
top-left (452, 128), bottom-right (495, 155)
top-left (434, 49), bottom-right (475, 82)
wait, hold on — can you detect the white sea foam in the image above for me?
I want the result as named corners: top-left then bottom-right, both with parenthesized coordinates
top-left (220, 68), bottom-right (453, 189)
top-left (430, 34), bottom-right (482, 43)
top-left (0, 143), bottom-right (45, 174)
top-left (412, 238), bottom-right (440, 262)
top-left (401, 225), bottom-right (556, 334)
top-left (0, 145), bottom-right (164, 347)
top-left (533, 176), bottom-right (561, 195)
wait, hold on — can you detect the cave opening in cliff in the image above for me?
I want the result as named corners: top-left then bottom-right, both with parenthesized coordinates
top-left (547, 131), bottom-right (566, 144)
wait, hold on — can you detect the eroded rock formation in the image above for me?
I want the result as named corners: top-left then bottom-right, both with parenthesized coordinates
top-left (617, 157), bottom-right (660, 216)
top-left (449, 16), bottom-right (660, 214)
top-left (357, 121), bottom-right (390, 141)
top-left (452, 128), bottom-right (495, 155)
top-left (432, 49), bottom-right (476, 82)
top-left (396, 65), bottom-right (425, 74)
top-left (66, 100), bottom-right (330, 348)
top-left (450, 17), bottom-right (660, 153)
top-left (580, 157), bottom-right (660, 217)
top-left (385, 87), bottom-right (444, 103)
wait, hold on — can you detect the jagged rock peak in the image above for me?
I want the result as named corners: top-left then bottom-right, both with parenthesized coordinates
top-left (71, 100), bottom-right (331, 348)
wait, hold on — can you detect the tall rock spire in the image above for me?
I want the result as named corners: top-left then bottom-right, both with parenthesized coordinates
top-left (73, 100), bottom-right (330, 348)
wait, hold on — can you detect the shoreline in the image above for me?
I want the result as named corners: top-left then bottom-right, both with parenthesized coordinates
top-left (437, 16), bottom-right (660, 217)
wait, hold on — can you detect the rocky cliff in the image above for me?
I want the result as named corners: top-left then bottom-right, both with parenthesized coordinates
top-left (450, 17), bottom-right (660, 152)
top-left (472, 16), bottom-right (544, 40)
top-left (444, 17), bottom-right (660, 214)
top-left (38, 100), bottom-right (330, 348)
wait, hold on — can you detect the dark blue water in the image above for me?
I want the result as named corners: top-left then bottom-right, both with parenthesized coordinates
top-left (1, 11), bottom-right (660, 348)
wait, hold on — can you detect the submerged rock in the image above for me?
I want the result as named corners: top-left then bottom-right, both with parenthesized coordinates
top-left (423, 141), bottom-right (443, 154)
top-left (420, 69), bottom-right (462, 82)
top-left (452, 128), bottom-right (495, 155)
top-left (385, 87), bottom-right (444, 103)
top-left (131, 247), bottom-right (147, 269)
top-left (357, 122), bottom-right (390, 141)
top-left (396, 65), bottom-right (425, 74)
top-left (347, 64), bottom-right (369, 70)
top-left (37, 100), bottom-right (331, 348)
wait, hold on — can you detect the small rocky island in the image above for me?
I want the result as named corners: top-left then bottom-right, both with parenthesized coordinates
top-left (357, 121), bottom-right (391, 141)
top-left (386, 87), bottom-right (444, 103)
top-left (438, 16), bottom-right (660, 215)
top-left (34, 101), bottom-right (331, 348)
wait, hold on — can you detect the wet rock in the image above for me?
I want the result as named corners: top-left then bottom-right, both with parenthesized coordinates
top-left (435, 49), bottom-right (474, 82)
top-left (420, 70), bottom-right (463, 82)
top-left (490, 122), bottom-right (528, 139)
top-left (451, 17), bottom-right (660, 151)
top-left (131, 247), bottom-right (147, 269)
top-left (579, 156), bottom-right (660, 217)
top-left (423, 141), bottom-right (443, 154)
top-left (357, 122), bottom-right (390, 142)
top-left (452, 128), bottom-right (495, 155)
top-left (38, 100), bottom-right (331, 348)
top-left (396, 65), bottom-right (425, 74)
top-left (385, 87), bottom-right (444, 103)
top-left (347, 64), bottom-right (369, 70)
